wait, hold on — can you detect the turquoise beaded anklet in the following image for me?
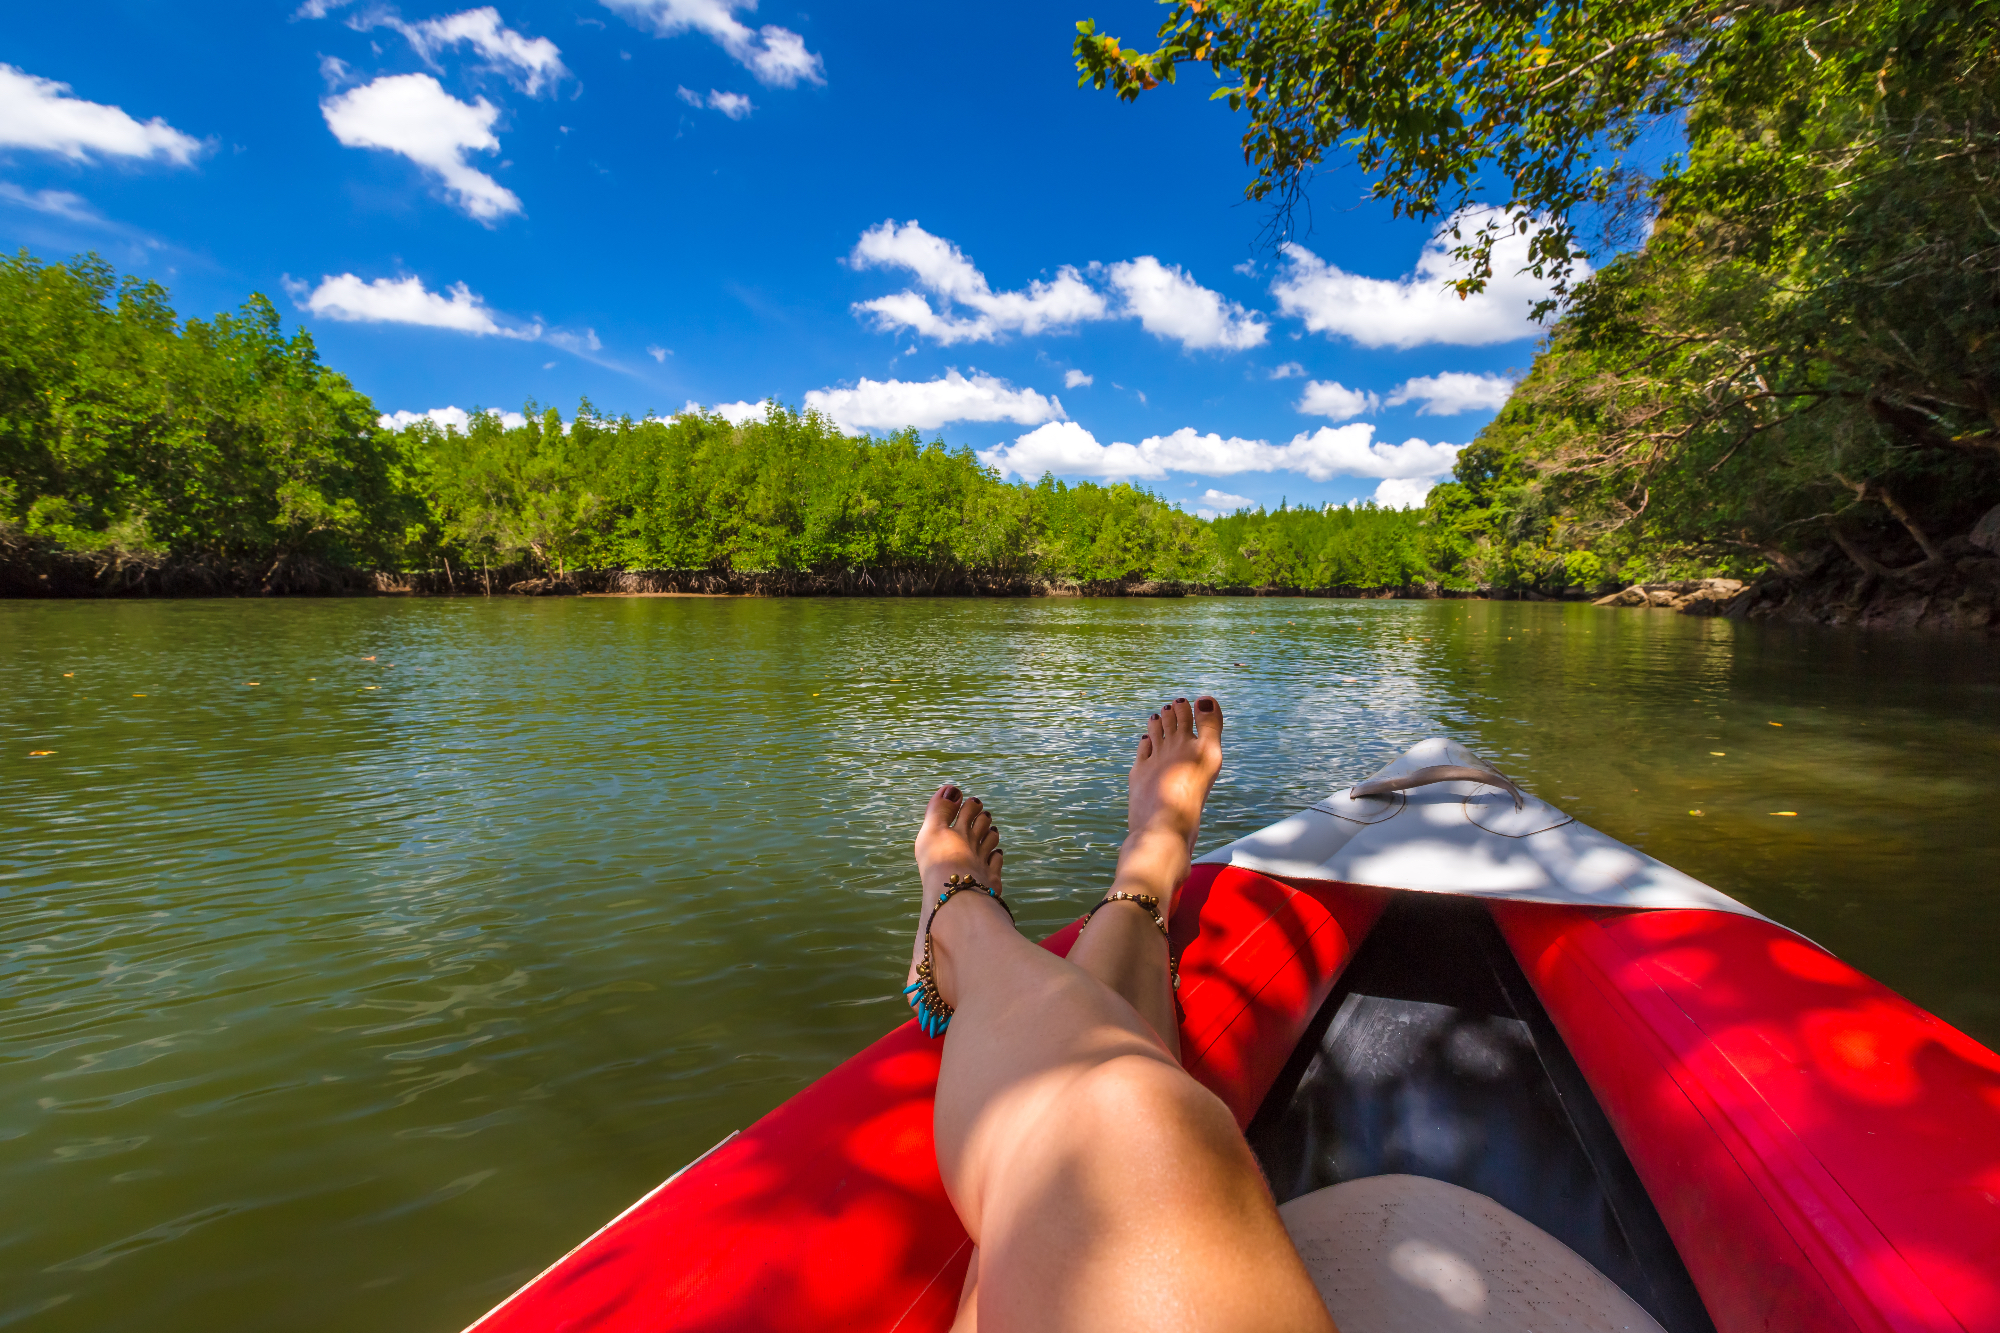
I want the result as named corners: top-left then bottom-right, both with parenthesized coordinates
top-left (904, 874), bottom-right (1012, 1038)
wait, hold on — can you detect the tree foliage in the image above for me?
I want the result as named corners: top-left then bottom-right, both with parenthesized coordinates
top-left (1079, 0), bottom-right (2000, 578)
top-left (1075, 0), bottom-right (1751, 305)
top-left (394, 402), bottom-right (1438, 586)
top-left (0, 250), bottom-right (1450, 592)
top-left (0, 250), bottom-right (410, 568)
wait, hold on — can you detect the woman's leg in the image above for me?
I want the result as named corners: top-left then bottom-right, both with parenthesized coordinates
top-left (912, 702), bottom-right (1332, 1333)
top-left (1063, 695), bottom-right (1223, 1057)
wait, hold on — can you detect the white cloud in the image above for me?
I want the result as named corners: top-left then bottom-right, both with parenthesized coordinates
top-left (1101, 255), bottom-right (1268, 351)
top-left (1064, 369), bottom-right (1093, 388)
top-left (847, 222), bottom-right (1263, 354)
top-left (647, 345), bottom-right (670, 362)
top-left (1268, 362), bottom-right (1305, 380)
top-left (980, 421), bottom-right (1461, 484)
top-left (849, 220), bottom-right (1106, 345)
top-left (0, 64), bottom-right (203, 165)
top-left (301, 281), bottom-right (614, 368)
top-left (1271, 210), bottom-right (1586, 348)
top-left (681, 398), bottom-right (765, 424)
top-left (382, 8), bottom-right (570, 97)
top-left (977, 422), bottom-right (1157, 482)
top-left (805, 369), bottom-right (1064, 433)
top-left (544, 328), bottom-right (602, 355)
top-left (322, 74), bottom-right (520, 222)
top-left (1373, 476), bottom-right (1439, 509)
top-left (601, 0), bottom-right (824, 86)
top-left (379, 405), bottom-right (528, 431)
top-left (290, 272), bottom-right (540, 337)
top-left (678, 86), bottom-right (751, 117)
top-left (0, 181), bottom-right (100, 222)
top-left (1385, 370), bottom-right (1516, 416)
top-left (1200, 488), bottom-right (1254, 510)
top-left (1296, 380), bottom-right (1379, 422)
top-left (1261, 427), bottom-right (1461, 482)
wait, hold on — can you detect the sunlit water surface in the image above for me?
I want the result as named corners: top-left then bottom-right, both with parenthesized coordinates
top-left (3, 597), bottom-right (1995, 1332)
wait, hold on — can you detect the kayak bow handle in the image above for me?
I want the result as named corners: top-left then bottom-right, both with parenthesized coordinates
top-left (1349, 765), bottom-right (1526, 811)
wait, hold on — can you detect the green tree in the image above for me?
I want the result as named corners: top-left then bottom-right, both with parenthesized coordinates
top-left (1078, 0), bottom-right (2000, 578)
top-left (0, 250), bottom-right (409, 570)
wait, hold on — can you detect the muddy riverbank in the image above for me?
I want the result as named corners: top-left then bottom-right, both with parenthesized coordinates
top-left (9, 539), bottom-right (1995, 632)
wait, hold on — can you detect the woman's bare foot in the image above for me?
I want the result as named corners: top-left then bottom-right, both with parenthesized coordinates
top-left (908, 785), bottom-right (1006, 1002)
top-left (1064, 697), bottom-right (1224, 1059)
top-left (1117, 696), bottom-right (1224, 916)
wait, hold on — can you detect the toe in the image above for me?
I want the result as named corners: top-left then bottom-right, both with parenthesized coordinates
top-left (966, 806), bottom-right (993, 846)
top-left (1194, 696), bottom-right (1224, 745)
top-left (1167, 697), bottom-right (1194, 736)
top-left (1135, 733), bottom-right (1155, 762)
top-left (986, 847), bottom-right (1005, 889)
top-left (1146, 709), bottom-right (1165, 749)
top-left (921, 784), bottom-right (964, 837)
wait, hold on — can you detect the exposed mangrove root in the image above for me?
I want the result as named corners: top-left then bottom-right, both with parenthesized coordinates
top-left (1592, 548), bottom-right (2000, 633)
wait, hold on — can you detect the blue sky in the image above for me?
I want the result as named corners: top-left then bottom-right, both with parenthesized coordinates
top-left (1, 1), bottom-right (1569, 512)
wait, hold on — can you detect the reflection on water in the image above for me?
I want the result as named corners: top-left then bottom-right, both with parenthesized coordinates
top-left (2, 597), bottom-right (1994, 1332)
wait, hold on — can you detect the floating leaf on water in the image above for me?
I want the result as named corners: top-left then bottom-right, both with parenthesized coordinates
top-left (1770, 811), bottom-right (1798, 816)
top-left (29, 750), bottom-right (54, 757)
top-left (1710, 751), bottom-right (1726, 756)
top-left (1769, 721), bottom-right (1783, 727)
top-left (132, 693), bottom-right (146, 697)
top-left (1689, 810), bottom-right (1703, 816)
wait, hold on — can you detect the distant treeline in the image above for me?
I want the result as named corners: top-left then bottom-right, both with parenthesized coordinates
top-left (1, 249), bottom-right (1486, 595)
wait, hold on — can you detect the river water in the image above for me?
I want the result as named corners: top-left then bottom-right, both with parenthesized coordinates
top-left (3, 596), bottom-right (1995, 1331)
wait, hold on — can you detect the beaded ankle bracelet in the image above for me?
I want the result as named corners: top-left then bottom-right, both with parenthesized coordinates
top-left (1083, 890), bottom-right (1180, 989)
top-left (904, 874), bottom-right (1013, 1038)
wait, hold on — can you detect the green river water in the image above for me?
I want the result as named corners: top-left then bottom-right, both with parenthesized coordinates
top-left (3, 596), bottom-right (1996, 1332)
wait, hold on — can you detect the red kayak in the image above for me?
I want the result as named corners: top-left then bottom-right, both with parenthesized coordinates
top-left (465, 740), bottom-right (2000, 1333)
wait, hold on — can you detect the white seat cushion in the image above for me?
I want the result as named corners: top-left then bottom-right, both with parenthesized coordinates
top-left (1279, 1174), bottom-right (1668, 1332)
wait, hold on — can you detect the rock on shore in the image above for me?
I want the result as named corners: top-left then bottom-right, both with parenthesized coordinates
top-left (1593, 579), bottom-right (1746, 613)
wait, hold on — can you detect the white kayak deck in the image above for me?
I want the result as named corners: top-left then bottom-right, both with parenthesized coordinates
top-left (1194, 737), bottom-right (1776, 925)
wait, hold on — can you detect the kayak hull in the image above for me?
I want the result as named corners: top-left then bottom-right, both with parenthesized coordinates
top-left (1501, 901), bottom-right (2000, 1333)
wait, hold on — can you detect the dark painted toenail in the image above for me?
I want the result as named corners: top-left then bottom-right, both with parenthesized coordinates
top-left (944, 786), bottom-right (961, 800)
top-left (1197, 699), bottom-right (1215, 711)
